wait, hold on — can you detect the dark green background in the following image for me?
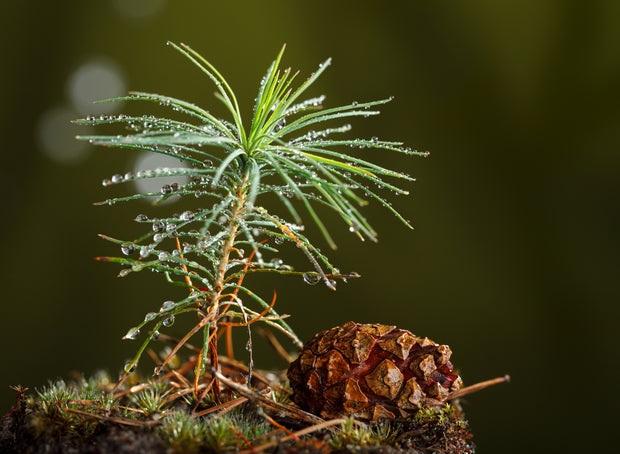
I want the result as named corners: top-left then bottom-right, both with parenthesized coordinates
top-left (1, 1), bottom-right (618, 452)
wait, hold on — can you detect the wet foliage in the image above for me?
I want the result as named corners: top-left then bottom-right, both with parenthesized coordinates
top-left (75, 42), bottom-right (422, 383)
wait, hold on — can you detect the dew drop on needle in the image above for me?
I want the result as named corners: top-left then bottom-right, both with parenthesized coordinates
top-left (303, 273), bottom-right (321, 285)
top-left (121, 243), bottom-right (135, 255)
top-left (123, 327), bottom-right (140, 340)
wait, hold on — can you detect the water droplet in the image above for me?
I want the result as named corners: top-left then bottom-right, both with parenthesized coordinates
top-left (102, 179), bottom-right (112, 187)
top-left (139, 248), bottom-right (150, 258)
top-left (121, 243), bottom-right (135, 255)
top-left (203, 159), bottom-right (213, 168)
top-left (349, 271), bottom-right (360, 278)
top-left (152, 221), bottom-right (165, 232)
top-left (218, 215), bottom-right (228, 224)
top-left (180, 211), bottom-right (194, 221)
top-left (162, 315), bottom-right (175, 327)
top-left (158, 251), bottom-right (169, 261)
top-left (118, 268), bottom-right (131, 277)
top-left (274, 236), bottom-right (284, 245)
top-left (303, 273), bottom-right (321, 285)
top-left (111, 173), bottom-right (123, 183)
top-left (273, 117), bottom-right (286, 132)
top-left (160, 300), bottom-right (175, 311)
top-left (135, 214), bottom-right (148, 222)
top-left (124, 361), bottom-right (136, 374)
top-left (270, 258), bottom-right (284, 268)
top-left (352, 101), bottom-right (358, 106)
top-left (123, 327), bottom-right (140, 340)
top-left (124, 171), bottom-right (134, 180)
top-left (153, 366), bottom-right (163, 376)
top-left (328, 279), bottom-right (337, 288)
top-left (144, 312), bottom-right (157, 322)
top-left (152, 330), bottom-right (160, 340)
top-left (171, 182), bottom-right (179, 191)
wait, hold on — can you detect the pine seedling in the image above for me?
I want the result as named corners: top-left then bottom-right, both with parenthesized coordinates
top-left (76, 42), bottom-right (423, 388)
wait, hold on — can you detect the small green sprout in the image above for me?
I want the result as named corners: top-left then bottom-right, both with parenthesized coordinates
top-left (77, 41), bottom-right (421, 395)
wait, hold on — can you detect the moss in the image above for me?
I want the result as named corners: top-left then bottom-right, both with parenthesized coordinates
top-left (390, 405), bottom-right (475, 453)
top-left (2, 373), bottom-right (475, 454)
top-left (328, 417), bottom-right (395, 450)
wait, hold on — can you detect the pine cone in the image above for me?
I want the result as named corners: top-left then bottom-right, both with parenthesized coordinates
top-left (287, 321), bottom-right (463, 420)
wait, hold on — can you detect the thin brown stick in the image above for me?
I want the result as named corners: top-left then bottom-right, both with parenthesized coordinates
top-left (213, 369), bottom-right (326, 427)
top-left (171, 370), bottom-right (192, 389)
top-left (230, 425), bottom-right (255, 450)
top-left (65, 408), bottom-right (160, 427)
top-left (145, 348), bottom-right (162, 367)
top-left (192, 377), bottom-right (216, 412)
top-left (448, 374), bottom-right (510, 401)
top-left (225, 322), bottom-right (235, 360)
top-left (219, 291), bottom-right (277, 327)
top-left (263, 413), bottom-right (301, 442)
top-left (257, 328), bottom-right (293, 363)
top-left (156, 316), bottom-right (210, 375)
top-left (211, 356), bottom-right (290, 396)
top-left (110, 372), bottom-right (131, 395)
top-left (157, 333), bottom-right (200, 353)
top-left (193, 396), bottom-right (248, 418)
top-left (113, 359), bottom-right (197, 400)
top-left (163, 382), bottom-right (208, 404)
top-left (239, 418), bottom-right (351, 454)
top-left (209, 337), bottom-right (222, 404)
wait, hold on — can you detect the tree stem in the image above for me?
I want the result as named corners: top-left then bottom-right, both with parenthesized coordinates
top-left (210, 176), bottom-right (249, 319)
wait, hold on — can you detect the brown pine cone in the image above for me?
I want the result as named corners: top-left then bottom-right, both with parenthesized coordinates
top-left (287, 321), bottom-right (463, 420)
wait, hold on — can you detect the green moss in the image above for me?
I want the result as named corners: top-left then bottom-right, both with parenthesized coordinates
top-left (328, 417), bottom-right (395, 450)
top-left (129, 386), bottom-right (170, 417)
top-left (414, 404), bottom-right (463, 426)
top-left (158, 411), bottom-right (204, 453)
top-left (26, 377), bottom-right (112, 441)
top-left (6, 372), bottom-right (475, 453)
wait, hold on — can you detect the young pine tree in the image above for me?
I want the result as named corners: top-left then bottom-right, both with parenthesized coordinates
top-left (75, 42), bottom-right (424, 383)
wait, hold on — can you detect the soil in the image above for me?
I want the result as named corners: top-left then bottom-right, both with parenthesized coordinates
top-left (0, 409), bottom-right (166, 454)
